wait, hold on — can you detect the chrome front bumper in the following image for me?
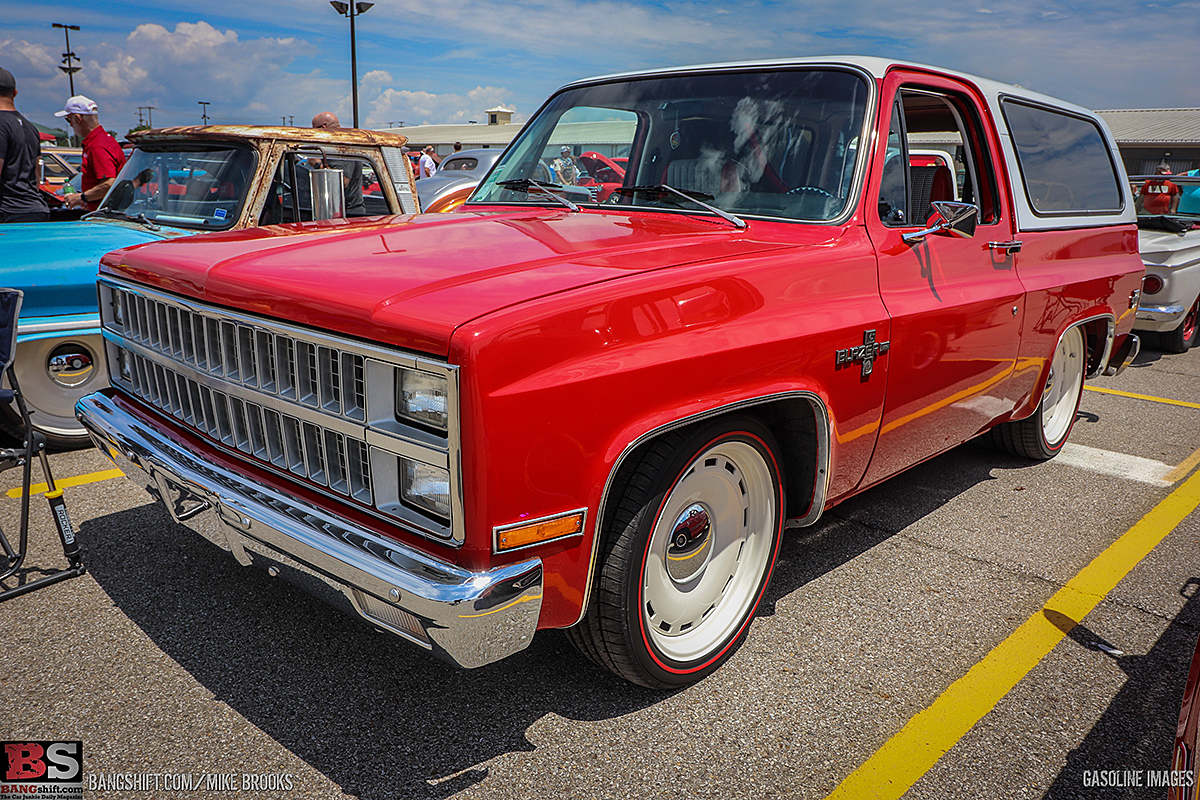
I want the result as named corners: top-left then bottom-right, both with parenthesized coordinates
top-left (76, 390), bottom-right (543, 669)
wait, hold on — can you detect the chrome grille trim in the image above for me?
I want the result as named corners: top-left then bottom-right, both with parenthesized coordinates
top-left (99, 277), bottom-right (462, 545)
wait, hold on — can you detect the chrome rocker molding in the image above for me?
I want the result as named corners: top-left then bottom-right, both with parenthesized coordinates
top-left (76, 390), bottom-right (543, 669)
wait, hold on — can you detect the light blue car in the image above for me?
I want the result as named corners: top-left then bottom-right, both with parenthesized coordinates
top-left (0, 125), bottom-right (417, 446)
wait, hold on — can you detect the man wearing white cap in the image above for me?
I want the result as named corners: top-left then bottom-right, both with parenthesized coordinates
top-left (55, 95), bottom-right (125, 210)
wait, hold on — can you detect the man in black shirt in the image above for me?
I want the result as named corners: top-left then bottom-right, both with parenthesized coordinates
top-left (0, 67), bottom-right (50, 223)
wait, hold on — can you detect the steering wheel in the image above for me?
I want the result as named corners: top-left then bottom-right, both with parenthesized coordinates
top-left (786, 185), bottom-right (834, 198)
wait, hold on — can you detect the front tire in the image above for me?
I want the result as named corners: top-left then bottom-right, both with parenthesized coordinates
top-left (988, 325), bottom-right (1085, 460)
top-left (567, 417), bottom-right (784, 689)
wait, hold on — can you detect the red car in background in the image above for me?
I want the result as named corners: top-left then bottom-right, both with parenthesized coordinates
top-left (577, 151), bottom-right (626, 202)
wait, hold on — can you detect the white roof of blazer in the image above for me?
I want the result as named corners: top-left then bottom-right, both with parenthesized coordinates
top-left (562, 56), bottom-right (1136, 231)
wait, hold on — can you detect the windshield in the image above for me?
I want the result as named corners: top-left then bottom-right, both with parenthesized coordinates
top-left (1131, 173), bottom-right (1200, 225)
top-left (471, 68), bottom-right (871, 222)
top-left (99, 145), bottom-right (256, 230)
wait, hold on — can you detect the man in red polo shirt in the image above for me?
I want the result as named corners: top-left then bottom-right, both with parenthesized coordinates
top-left (55, 95), bottom-right (125, 210)
top-left (1136, 163), bottom-right (1181, 216)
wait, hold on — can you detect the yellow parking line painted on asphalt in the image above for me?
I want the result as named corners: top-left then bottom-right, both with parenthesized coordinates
top-left (6, 468), bottom-right (125, 499)
top-left (1166, 447), bottom-right (1200, 485)
top-left (1084, 385), bottom-right (1200, 410)
top-left (826, 465), bottom-right (1200, 800)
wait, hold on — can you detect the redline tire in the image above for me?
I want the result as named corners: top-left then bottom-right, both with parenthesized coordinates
top-left (1160, 295), bottom-right (1199, 354)
top-left (567, 417), bottom-right (784, 688)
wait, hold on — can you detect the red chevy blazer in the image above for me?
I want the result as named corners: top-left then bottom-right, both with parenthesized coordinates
top-left (78, 57), bottom-right (1143, 688)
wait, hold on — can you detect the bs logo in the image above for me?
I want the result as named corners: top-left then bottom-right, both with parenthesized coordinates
top-left (1, 742), bottom-right (83, 783)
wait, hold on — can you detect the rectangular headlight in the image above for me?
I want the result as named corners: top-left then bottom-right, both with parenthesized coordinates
top-left (111, 290), bottom-right (125, 327)
top-left (117, 347), bottom-right (133, 381)
top-left (397, 369), bottom-right (448, 430)
top-left (401, 459), bottom-right (451, 519)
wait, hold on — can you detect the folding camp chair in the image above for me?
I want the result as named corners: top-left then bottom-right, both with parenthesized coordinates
top-left (0, 288), bottom-right (85, 602)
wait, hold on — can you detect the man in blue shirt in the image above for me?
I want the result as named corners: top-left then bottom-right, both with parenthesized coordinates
top-left (1178, 161), bottom-right (1200, 215)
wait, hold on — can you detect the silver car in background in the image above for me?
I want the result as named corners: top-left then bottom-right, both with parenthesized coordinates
top-left (417, 148), bottom-right (503, 213)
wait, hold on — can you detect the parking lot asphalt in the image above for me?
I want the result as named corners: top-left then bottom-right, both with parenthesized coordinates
top-left (1, 342), bottom-right (1198, 800)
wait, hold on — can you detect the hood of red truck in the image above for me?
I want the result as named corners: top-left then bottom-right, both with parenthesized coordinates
top-left (101, 209), bottom-right (800, 356)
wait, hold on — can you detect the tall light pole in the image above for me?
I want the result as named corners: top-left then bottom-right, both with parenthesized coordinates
top-left (199, 101), bottom-right (210, 124)
top-left (52, 23), bottom-right (81, 96)
top-left (329, 1), bottom-right (374, 128)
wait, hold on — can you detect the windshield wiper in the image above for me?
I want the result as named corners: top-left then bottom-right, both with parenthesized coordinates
top-left (81, 207), bottom-right (161, 231)
top-left (124, 212), bottom-right (161, 231)
top-left (615, 184), bottom-right (746, 229)
top-left (495, 178), bottom-right (580, 212)
top-left (81, 207), bottom-right (125, 221)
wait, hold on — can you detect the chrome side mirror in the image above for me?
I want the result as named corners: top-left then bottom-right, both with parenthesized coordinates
top-left (902, 201), bottom-right (978, 244)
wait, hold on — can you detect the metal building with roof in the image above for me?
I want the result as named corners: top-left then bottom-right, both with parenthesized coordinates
top-left (1096, 108), bottom-right (1200, 175)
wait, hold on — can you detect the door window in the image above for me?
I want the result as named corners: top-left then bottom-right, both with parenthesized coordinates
top-left (878, 87), bottom-right (1002, 228)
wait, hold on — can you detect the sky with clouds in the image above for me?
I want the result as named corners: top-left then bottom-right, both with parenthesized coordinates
top-left (3, 0), bottom-right (1198, 136)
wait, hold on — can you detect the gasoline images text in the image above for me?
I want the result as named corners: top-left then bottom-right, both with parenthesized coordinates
top-left (86, 773), bottom-right (294, 792)
top-left (1082, 770), bottom-right (1194, 788)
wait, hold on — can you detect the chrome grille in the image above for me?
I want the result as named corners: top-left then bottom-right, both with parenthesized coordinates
top-left (114, 293), bottom-right (368, 424)
top-left (101, 278), bottom-right (461, 544)
top-left (119, 348), bottom-right (374, 504)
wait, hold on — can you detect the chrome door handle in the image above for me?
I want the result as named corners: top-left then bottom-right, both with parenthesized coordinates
top-left (988, 240), bottom-right (1023, 254)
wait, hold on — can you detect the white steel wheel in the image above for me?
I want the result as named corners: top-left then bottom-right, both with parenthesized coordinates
top-left (641, 439), bottom-right (777, 664)
top-left (1040, 325), bottom-right (1085, 448)
top-left (566, 417), bottom-right (783, 689)
top-left (987, 325), bottom-right (1085, 461)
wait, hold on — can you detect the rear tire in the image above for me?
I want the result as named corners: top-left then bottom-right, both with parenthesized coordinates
top-left (567, 417), bottom-right (783, 688)
top-left (987, 325), bottom-right (1085, 460)
top-left (1160, 295), bottom-right (1199, 354)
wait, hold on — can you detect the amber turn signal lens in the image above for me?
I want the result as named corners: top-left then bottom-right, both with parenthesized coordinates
top-left (495, 511), bottom-right (585, 552)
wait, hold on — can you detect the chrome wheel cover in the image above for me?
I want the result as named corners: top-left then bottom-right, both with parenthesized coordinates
top-left (7, 336), bottom-right (107, 440)
top-left (642, 439), bottom-right (776, 663)
top-left (1041, 326), bottom-right (1084, 446)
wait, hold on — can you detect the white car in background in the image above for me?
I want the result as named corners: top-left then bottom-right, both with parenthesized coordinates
top-left (1134, 174), bottom-right (1200, 353)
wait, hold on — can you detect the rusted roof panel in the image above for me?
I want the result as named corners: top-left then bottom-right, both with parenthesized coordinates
top-left (129, 125), bottom-right (409, 148)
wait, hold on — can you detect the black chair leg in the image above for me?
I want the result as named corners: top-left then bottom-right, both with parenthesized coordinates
top-left (0, 367), bottom-right (85, 602)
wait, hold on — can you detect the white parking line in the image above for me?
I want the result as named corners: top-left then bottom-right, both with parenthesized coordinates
top-left (1056, 443), bottom-right (1174, 487)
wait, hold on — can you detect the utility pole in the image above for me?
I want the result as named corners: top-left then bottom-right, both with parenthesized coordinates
top-left (137, 106), bottom-right (156, 128)
top-left (281, 116), bottom-right (288, 126)
top-left (198, 101), bottom-right (211, 124)
top-left (329, 1), bottom-right (374, 128)
top-left (289, 116), bottom-right (295, 127)
top-left (52, 23), bottom-right (81, 96)
top-left (386, 121), bottom-right (404, 128)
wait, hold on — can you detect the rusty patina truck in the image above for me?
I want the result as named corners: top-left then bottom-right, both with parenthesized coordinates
top-left (2, 125), bottom-right (417, 447)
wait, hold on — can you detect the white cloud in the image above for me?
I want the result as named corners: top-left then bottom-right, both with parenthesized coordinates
top-left (362, 73), bottom-right (516, 127)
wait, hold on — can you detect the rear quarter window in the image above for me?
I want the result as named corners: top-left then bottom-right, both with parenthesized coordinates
top-left (1001, 100), bottom-right (1123, 215)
